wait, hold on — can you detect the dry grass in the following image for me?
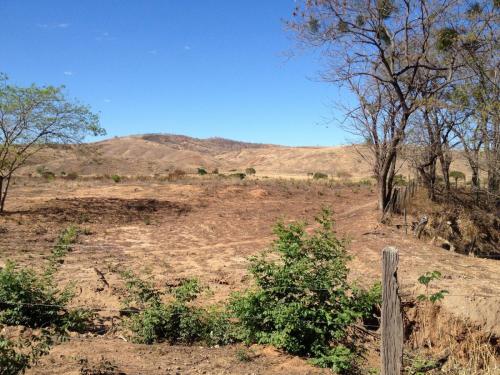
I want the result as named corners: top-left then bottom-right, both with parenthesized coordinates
top-left (407, 303), bottom-right (499, 374)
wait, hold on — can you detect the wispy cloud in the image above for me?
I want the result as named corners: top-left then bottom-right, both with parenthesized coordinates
top-left (183, 45), bottom-right (191, 51)
top-left (63, 71), bottom-right (73, 76)
top-left (37, 23), bottom-right (70, 29)
top-left (96, 31), bottom-right (115, 42)
top-left (148, 49), bottom-right (158, 55)
top-left (103, 98), bottom-right (112, 103)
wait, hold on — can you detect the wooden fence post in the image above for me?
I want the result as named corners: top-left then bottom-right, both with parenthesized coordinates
top-left (381, 247), bottom-right (403, 375)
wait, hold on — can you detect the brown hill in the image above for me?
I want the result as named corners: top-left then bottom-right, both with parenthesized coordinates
top-left (21, 134), bottom-right (471, 179)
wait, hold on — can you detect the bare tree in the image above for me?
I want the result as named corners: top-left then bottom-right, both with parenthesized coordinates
top-left (0, 75), bottom-right (105, 212)
top-left (289, 0), bottom-right (461, 212)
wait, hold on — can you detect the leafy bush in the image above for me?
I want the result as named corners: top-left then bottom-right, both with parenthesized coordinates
top-left (0, 334), bottom-right (51, 375)
top-left (417, 271), bottom-right (448, 303)
top-left (35, 166), bottom-right (55, 180)
top-left (111, 174), bottom-right (121, 183)
top-left (229, 209), bottom-right (380, 373)
top-left (245, 168), bottom-right (256, 175)
top-left (0, 261), bottom-right (93, 332)
top-left (197, 168), bottom-right (207, 176)
top-left (122, 273), bottom-right (235, 346)
top-left (313, 172), bottom-right (328, 180)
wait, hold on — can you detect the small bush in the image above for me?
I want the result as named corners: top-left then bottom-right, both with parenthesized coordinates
top-left (229, 209), bottom-right (380, 373)
top-left (245, 168), bottom-right (256, 175)
top-left (111, 175), bottom-right (121, 183)
top-left (212, 168), bottom-right (219, 175)
top-left (197, 168), bottom-right (207, 176)
top-left (0, 333), bottom-right (52, 375)
top-left (0, 261), bottom-right (93, 332)
top-left (36, 166), bottom-right (55, 180)
top-left (313, 172), bottom-right (328, 180)
top-left (122, 273), bottom-right (235, 346)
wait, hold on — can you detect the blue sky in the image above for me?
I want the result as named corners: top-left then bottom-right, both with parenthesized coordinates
top-left (1, 1), bottom-right (353, 146)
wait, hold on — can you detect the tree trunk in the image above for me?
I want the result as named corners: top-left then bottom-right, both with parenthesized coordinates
top-left (439, 151), bottom-right (451, 196)
top-left (378, 152), bottom-right (397, 213)
top-left (0, 174), bottom-right (11, 213)
top-left (0, 176), bottom-right (4, 213)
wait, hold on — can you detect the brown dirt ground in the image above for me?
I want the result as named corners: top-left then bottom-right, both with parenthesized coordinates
top-left (0, 177), bottom-right (498, 374)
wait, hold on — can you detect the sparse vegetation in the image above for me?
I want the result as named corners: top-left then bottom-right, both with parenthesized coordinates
top-left (197, 167), bottom-right (207, 176)
top-left (110, 174), bottom-right (121, 183)
top-left (167, 169), bottom-right (186, 181)
top-left (245, 167), bottom-right (256, 175)
top-left (313, 172), bottom-right (328, 180)
top-left (121, 272), bottom-right (235, 346)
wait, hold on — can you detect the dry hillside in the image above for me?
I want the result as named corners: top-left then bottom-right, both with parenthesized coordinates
top-left (21, 134), bottom-right (472, 179)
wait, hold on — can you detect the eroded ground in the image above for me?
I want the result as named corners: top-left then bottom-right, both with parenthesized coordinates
top-left (0, 177), bottom-right (498, 374)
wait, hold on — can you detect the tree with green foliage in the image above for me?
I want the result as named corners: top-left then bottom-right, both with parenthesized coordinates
top-left (0, 74), bottom-right (105, 212)
top-left (449, 170), bottom-right (466, 189)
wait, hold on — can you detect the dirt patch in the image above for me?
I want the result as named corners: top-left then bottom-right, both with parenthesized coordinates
top-left (12, 197), bottom-right (191, 224)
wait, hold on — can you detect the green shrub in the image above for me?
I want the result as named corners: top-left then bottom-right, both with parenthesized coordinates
top-left (313, 172), bottom-right (328, 180)
top-left (0, 261), bottom-right (93, 332)
top-left (122, 273), bottom-right (236, 346)
top-left (245, 168), bottom-right (256, 175)
top-left (111, 174), bottom-right (121, 183)
top-left (0, 333), bottom-right (52, 375)
top-left (197, 168), bottom-right (207, 176)
top-left (229, 209), bottom-right (380, 373)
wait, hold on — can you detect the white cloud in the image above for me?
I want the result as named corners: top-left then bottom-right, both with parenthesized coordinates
top-left (37, 23), bottom-right (70, 29)
top-left (63, 71), bottom-right (73, 76)
top-left (96, 31), bottom-right (115, 42)
top-left (183, 45), bottom-right (191, 51)
top-left (103, 99), bottom-right (112, 103)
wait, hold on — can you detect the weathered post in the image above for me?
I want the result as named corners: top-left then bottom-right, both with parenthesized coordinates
top-left (381, 247), bottom-right (403, 375)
